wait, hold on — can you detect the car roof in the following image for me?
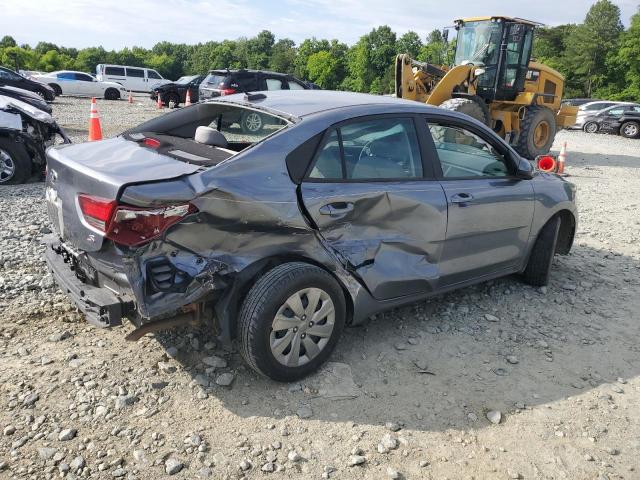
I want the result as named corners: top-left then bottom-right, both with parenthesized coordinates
top-left (211, 89), bottom-right (442, 118)
top-left (208, 69), bottom-right (293, 77)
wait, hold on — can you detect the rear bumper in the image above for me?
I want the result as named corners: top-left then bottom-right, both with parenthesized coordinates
top-left (43, 235), bottom-right (131, 328)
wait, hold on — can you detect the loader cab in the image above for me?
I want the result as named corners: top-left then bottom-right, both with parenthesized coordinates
top-left (454, 17), bottom-right (536, 102)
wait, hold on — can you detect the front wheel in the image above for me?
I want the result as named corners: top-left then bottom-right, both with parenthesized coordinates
top-left (583, 121), bottom-right (599, 134)
top-left (104, 88), bottom-right (120, 101)
top-left (165, 92), bottom-right (180, 108)
top-left (521, 217), bottom-right (561, 287)
top-left (620, 121), bottom-right (640, 139)
top-left (0, 137), bottom-right (31, 185)
top-left (515, 106), bottom-right (557, 159)
top-left (238, 263), bottom-right (346, 382)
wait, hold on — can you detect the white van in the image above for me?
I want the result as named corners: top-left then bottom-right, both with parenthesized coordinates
top-left (95, 64), bottom-right (171, 93)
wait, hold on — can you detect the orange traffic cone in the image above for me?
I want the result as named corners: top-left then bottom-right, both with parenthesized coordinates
top-left (88, 97), bottom-right (103, 141)
top-left (557, 142), bottom-right (567, 174)
top-left (128, 90), bottom-right (133, 104)
top-left (185, 89), bottom-right (192, 106)
top-left (157, 92), bottom-right (163, 109)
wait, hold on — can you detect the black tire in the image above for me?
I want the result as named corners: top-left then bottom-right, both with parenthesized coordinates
top-left (521, 217), bottom-right (561, 286)
top-left (0, 137), bottom-right (31, 185)
top-left (619, 121), bottom-right (640, 139)
top-left (439, 97), bottom-right (489, 125)
top-left (165, 92), bottom-right (180, 108)
top-left (515, 106), bottom-right (556, 159)
top-left (583, 121), bottom-right (599, 134)
top-left (104, 88), bottom-right (120, 101)
top-left (240, 111), bottom-right (265, 134)
top-left (238, 262), bottom-right (346, 382)
top-left (48, 83), bottom-right (62, 96)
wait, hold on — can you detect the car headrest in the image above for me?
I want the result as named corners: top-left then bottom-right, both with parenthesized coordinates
top-left (194, 126), bottom-right (228, 148)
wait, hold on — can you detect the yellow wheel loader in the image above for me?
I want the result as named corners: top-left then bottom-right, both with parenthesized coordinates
top-left (395, 16), bottom-right (578, 159)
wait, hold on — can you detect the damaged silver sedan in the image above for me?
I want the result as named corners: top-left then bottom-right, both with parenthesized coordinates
top-left (44, 90), bottom-right (577, 381)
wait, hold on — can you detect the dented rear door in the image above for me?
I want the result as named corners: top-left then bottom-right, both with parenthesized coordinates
top-left (299, 115), bottom-right (447, 300)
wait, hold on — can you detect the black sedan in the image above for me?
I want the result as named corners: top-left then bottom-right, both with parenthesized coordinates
top-left (151, 74), bottom-right (204, 107)
top-left (0, 66), bottom-right (55, 101)
top-left (0, 85), bottom-right (52, 113)
top-left (583, 104), bottom-right (640, 138)
top-left (43, 90), bottom-right (577, 381)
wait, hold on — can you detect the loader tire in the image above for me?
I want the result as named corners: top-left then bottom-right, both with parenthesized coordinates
top-left (515, 106), bottom-right (556, 160)
top-left (439, 97), bottom-right (488, 125)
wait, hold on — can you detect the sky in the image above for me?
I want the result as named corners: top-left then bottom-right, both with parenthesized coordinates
top-left (1, 0), bottom-right (638, 49)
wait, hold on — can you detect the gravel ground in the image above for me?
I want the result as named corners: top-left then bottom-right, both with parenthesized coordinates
top-left (1, 99), bottom-right (640, 480)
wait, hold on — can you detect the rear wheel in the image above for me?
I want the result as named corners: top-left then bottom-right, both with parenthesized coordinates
top-left (0, 137), bottom-right (31, 185)
top-left (165, 92), bottom-right (180, 108)
top-left (583, 121), bottom-right (599, 134)
top-left (104, 88), bottom-right (120, 101)
top-left (240, 111), bottom-right (264, 134)
top-left (620, 121), bottom-right (640, 139)
top-left (439, 97), bottom-right (488, 125)
top-left (515, 106), bottom-right (556, 159)
top-left (521, 217), bottom-right (561, 286)
top-left (238, 262), bottom-right (346, 382)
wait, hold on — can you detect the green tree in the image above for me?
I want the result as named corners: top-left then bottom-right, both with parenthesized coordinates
top-left (270, 38), bottom-right (296, 74)
top-left (418, 29), bottom-right (448, 65)
top-left (0, 46), bottom-right (36, 70)
top-left (396, 31), bottom-right (422, 58)
top-left (307, 50), bottom-right (340, 88)
top-left (606, 8), bottom-right (640, 100)
top-left (564, 0), bottom-right (624, 96)
top-left (345, 25), bottom-right (397, 93)
top-left (0, 35), bottom-right (17, 49)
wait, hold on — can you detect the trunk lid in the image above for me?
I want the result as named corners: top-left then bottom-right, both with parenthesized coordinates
top-left (45, 137), bottom-right (201, 252)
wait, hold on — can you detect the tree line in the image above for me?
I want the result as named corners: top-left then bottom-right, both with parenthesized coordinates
top-left (1, 0), bottom-right (638, 100)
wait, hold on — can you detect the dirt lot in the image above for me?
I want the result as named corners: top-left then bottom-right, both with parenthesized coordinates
top-left (1, 97), bottom-right (639, 480)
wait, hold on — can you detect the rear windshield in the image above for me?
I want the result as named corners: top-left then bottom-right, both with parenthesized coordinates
top-left (203, 73), bottom-right (226, 87)
top-left (127, 103), bottom-right (289, 166)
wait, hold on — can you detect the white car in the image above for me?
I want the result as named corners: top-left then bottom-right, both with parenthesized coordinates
top-left (33, 71), bottom-right (127, 100)
top-left (95, 64), bottom-right (171, 93)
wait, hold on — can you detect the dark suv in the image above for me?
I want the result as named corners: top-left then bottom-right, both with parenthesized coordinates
top-left (198, 69), bottom-right (312, 132)
top-left (151, 74), bottom-right (205, 107)
top-left (582, 104), bottom-right (640, 138)
top-left (0, 66), bottom-right (55, 101)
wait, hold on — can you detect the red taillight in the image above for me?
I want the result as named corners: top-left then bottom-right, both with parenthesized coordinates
top-left (77, 194), bottom-right (197, 247)
top-left (143, 137), bottom-right (160, 148)
top-left (537, 155), bottom-right (556, 172)
top-left (78, 194), bottom-right (117, 231)
top-left (220, 87), bottom-right (236, 96)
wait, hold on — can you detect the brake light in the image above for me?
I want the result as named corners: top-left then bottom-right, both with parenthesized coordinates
top-left (77, 194), bottom-right (197, 247)
top-left (220, 87), bottom-right (236, 96)
top-left (143, 137), bottom-right (160, 148)
top-left (78, 194), bottom-right (117, 230)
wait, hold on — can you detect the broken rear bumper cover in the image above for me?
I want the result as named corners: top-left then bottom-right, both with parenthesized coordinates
top-left (44, 235), bottom-right (131, 327)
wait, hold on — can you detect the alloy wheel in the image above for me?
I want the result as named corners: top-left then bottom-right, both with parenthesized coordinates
top-left (584, 122), bottom-right (598, 134)
top-left (623, 123), bottom-right (638, 137)
top-left (244, 112), bottom-right (262, 132)
top-left (0, 149), bottom-right (16, 183)
top-left (269, 287), bottom-right (335, 367)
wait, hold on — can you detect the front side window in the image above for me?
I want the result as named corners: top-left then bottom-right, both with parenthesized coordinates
top-left (74, 73), bottom-right (93, 82)
top-left (288, 80), bottom-right (306, 90)
top-left (428, 123), bottom-right (510, 178)
top-left (308, 118), bottom-right (423, 180)
top-left (0, 68), bottom-right (21, 80)
top-left (104, 66), bottom-right (125, 76)
top-left (147, 70), bottom-right (162, 79)
top-left (606, 108), bottom-right (625, 117)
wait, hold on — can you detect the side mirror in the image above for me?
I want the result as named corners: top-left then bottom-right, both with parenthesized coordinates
top-left (514, 155), bottom-right (534, 179)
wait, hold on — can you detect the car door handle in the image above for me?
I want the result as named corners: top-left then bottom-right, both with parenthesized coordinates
top-left (450, 193), bottom-right (474, 204)
top-left (319, 202), bottom-right (354, 216)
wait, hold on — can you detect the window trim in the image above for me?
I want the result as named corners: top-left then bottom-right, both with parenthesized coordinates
top-left (302, 114), bottom-right (435, 183)
top-left (423, 114), bottom-right (520, 181)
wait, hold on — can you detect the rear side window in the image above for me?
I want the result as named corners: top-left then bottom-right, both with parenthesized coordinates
top-left (126, 68), bottom-right (144, 78)
top-left (428, 123), bottom-right (510, 178)
top-left (233, 75), bottom-right (259, 91)
top-left (57, 72), bottom-right (75, 80)
top-left (287, 80), bottom-right (306, 90)
top-left (147, 70), bottom-right (162, 79)
top-left (105, 66), bottom-right (125, 76)
top-left (265, 77), bottom-right (284, 90)
top-left (308, 118), bottom-right (423, 181)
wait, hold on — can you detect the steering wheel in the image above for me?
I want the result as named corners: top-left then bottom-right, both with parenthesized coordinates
top-left (358, 139), bottom-right (375, 164)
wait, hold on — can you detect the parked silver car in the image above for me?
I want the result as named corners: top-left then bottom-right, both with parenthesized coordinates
top-left (43, 90), bottom-right (577, 381)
